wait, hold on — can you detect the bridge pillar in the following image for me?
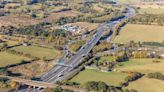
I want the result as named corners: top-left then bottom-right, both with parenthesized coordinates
top-left (32, 86), bottom-right (36, 92)
top-left (36, 87), bottom-right (42, 91)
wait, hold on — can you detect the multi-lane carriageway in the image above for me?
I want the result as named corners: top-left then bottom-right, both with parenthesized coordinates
top-left (16, 7), bottom-right (135, 92)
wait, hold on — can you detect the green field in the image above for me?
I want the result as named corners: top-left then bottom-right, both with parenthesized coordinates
top-left (114, 24), bottom-right (164, 43)
top-left (97, 56), bottom-right (116, 63)
top-left (0, 40), bottom-right (18, 47)
top-left (117, 59), bottom-right (164, 92)
top-left (6, 40), bottom-right (18, 46)
top-left (116, 59), bottom-right (164, 74)
top-left (118, 0), bottom-right (164, 14)
top-left (0, 52), bottom-right (30, 67)
top-left (11, 45), bottom-right (61, 59)
top-left (117, 59), bottom-right (154, 67)
top-left (118, 0), bottom-right (140, 4)
top-left (139, 8), bottom-right (164, 14)
top-left (70, 69), bottom-right (127, 86)
top-left (125, 77), bottom-right (164, 92)
top-left (69, 41), bottom-right (85, 52)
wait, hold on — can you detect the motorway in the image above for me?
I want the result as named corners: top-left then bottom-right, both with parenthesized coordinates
top-left (40, 25), bottom-right (108, 83)
top-left (0, 75), bottom-right (82, 92)
top-left (40, 5), bottom-right (135, 84)
top-left (18, 6), bottom-right (135, 92)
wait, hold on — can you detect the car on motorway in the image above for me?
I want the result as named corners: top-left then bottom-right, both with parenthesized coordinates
top-left (58, 74), bottom-right (64, 77)
top-left (82, 46), bottom-right (86, 49)
top-left (95, 34), bottom-right (98, 37)
top-left (82, 54), bottom-right (85, 57)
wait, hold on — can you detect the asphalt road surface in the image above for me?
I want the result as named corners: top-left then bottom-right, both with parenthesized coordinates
top-left (17, 6), bottom-right (135, 92)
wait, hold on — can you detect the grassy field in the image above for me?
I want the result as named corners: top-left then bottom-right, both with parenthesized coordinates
top-left (118, 0), bottom-right (140, 4)
top-left (5, 40), bottom-right (18, 46)
top-left (45, 10), bottom-right (80, 21)
top-left (118, 0), bottom-right (164, 14)
top-left (138, 8), bottom-right (164, 14)
top-left (114, 24), bottom-right (164, 43)
top-left (69, 41), bottom-right (85, 52)
top-left (0, 40), bottom-right (18, 47)
top-left (11, 45), bottom-right (61, 59)
top-left (117, 59), bottom-right (164, 92)
top-left (125, 77), bottom-right (164, 92)
top-left (0, 15), bottom-right (40, 27)
top-left (4, 40), bottom-right (19, 46)
top-left (0, 52), bottom-right (30, 67)
top-left (70, 22), bottom-right (99, 32)
top-left (70, 69), bottom-right (127, 86)
top-left (117, 59), bottom-right (154, 67)
top-left (97, 56), bottom-right (117, 63)
top-left (116, 59), bottom-right (164, 74)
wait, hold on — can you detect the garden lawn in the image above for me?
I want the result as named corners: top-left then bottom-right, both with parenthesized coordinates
top-left (70, 69), bottom-right (127, 86)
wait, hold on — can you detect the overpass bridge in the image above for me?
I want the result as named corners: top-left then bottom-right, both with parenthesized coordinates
top-left (0, 75), bottom-right (82, 92)
top-left (54, 62), bottom-right (73, 68)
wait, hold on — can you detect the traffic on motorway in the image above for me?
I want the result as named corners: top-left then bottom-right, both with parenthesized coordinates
top-left (17, 6), bottom-right (135, 92)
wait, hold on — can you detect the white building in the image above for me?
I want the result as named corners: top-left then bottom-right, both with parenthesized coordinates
top-left (58, 24), bottom-right (85, 35)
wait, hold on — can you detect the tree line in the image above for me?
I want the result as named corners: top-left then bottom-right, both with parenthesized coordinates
top-left (84, 81), bottom-right (138, 92)
top-left (129, 14), bottom-right (164, 26)
top-left (0, 22), bottom-right (70, 38)
top-left (142, 42), bottom-right (164, 47)
top-left (147, 72), bottom-right (164, 80)
top-left (53, 12), bottom-right (125, 25)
